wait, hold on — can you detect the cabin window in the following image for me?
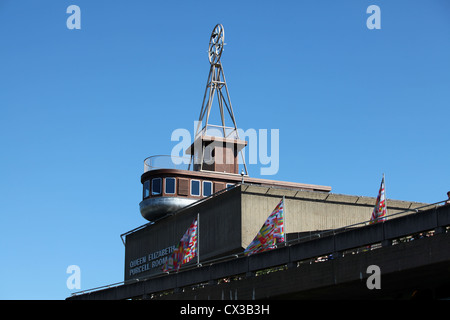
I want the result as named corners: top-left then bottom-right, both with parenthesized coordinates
top-left (143, 180), bottom-right (150, 198)
top-left (152, 178), bottom-right (162, 195)
top-left (165, 177), bottom-right (176, 194)
top-left (191, 180), bottom-right (200, 196)
top-left (226, 183), bottom-right (235, 189)
top-left (203, 181), bottom-right (212, 197)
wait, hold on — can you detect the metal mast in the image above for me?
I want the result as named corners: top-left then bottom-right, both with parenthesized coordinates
top-left (190, 24), bottom-right (248, 175)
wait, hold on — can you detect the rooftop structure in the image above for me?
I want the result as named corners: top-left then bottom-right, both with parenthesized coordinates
top-left (66, 24), bottom-right (450, 301)
top-left (139, 24), bottom-right (331, 222)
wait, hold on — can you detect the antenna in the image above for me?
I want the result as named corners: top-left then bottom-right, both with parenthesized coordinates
top-left (187, 24), bottom-right (248, 176)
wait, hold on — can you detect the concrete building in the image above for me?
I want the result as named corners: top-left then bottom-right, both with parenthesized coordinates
top-left (66, 25), bottom-right (450, 301)
top-left (123, 183), bottom-right (426, 281)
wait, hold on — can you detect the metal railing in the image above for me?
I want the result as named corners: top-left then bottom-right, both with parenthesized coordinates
top-left (143, 155), bottom-right (192, 173)
top-left (195, 124), bottom-right (240, 141)
top-left (70, 196), bottom-right (449, 297)
top-left (286, 200), bottom-right (448, 245)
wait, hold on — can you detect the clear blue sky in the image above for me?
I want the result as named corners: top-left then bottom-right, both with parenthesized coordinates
top-left (1, 0), bottom-right (449, 299)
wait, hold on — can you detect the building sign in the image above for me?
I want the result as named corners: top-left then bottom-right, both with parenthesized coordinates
top-left (128, 245), bottom-right (176, 277)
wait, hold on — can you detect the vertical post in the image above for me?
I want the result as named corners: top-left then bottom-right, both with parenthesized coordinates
top-left (283, 195), bottom-right (286, 245)
top-left (383, 173), bottom-right (388, 218)
top-left (197, 212), bottom-right (200, 266)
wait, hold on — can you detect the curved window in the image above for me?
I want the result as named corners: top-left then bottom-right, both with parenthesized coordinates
top-left (203, 181), bottom-right (212, 197)
top-left (165, 177), bottom-right (176, 194)
top-left (191, 180), bottom-right (200, 196)
top-left (143, 180), bottom-right (150, 198)
top-left (152, 178), bottom-right (162, 195)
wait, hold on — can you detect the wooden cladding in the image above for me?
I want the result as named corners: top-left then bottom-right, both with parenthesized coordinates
top-left (214, 182), bottom-right (225, 194)
top-left (178, 178), bottom-right (189, 196)
top-left (142, 175), bottom-right (235, 201)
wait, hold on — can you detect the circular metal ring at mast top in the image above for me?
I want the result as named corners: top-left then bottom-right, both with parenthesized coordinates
top-left (208, 24), bottom-right (225, 64)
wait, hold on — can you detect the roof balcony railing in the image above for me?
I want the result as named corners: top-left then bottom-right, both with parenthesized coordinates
top-left (143, 155), bottom-right (192, 173)
top-left (195, 124), bottom-right (239, 140)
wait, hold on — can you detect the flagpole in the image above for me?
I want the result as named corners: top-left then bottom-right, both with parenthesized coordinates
top-left (197, 212), bottom-right (200, 266)
top-left (383, 173), bottom-right (387, 219)
top-left (283, 195), bottom-right (286, 246)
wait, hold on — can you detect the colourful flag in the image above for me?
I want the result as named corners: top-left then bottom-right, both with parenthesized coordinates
top-left (370, 175), bottom-right (387, 224)
top-left (162, 217), bottom-right (198, 272)
top-left (244, 199), bottom-right (285, 256)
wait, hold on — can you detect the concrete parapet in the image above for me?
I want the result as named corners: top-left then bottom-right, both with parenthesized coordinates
top-left (123, 184), bottom-right (428, 281)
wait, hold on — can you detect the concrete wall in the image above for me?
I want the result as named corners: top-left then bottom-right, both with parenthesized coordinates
top-left (241, 184), bottom-right (426, 248)
top-left (124, 184), bottom-right (427, 281)
top-left (69, 204), bottom-right (450, 300)
top-left (124, 186), bottom-right (242, 280)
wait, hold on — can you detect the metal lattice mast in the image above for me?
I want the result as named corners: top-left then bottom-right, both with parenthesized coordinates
top-left (192, 24), bottom-right (248, 175)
